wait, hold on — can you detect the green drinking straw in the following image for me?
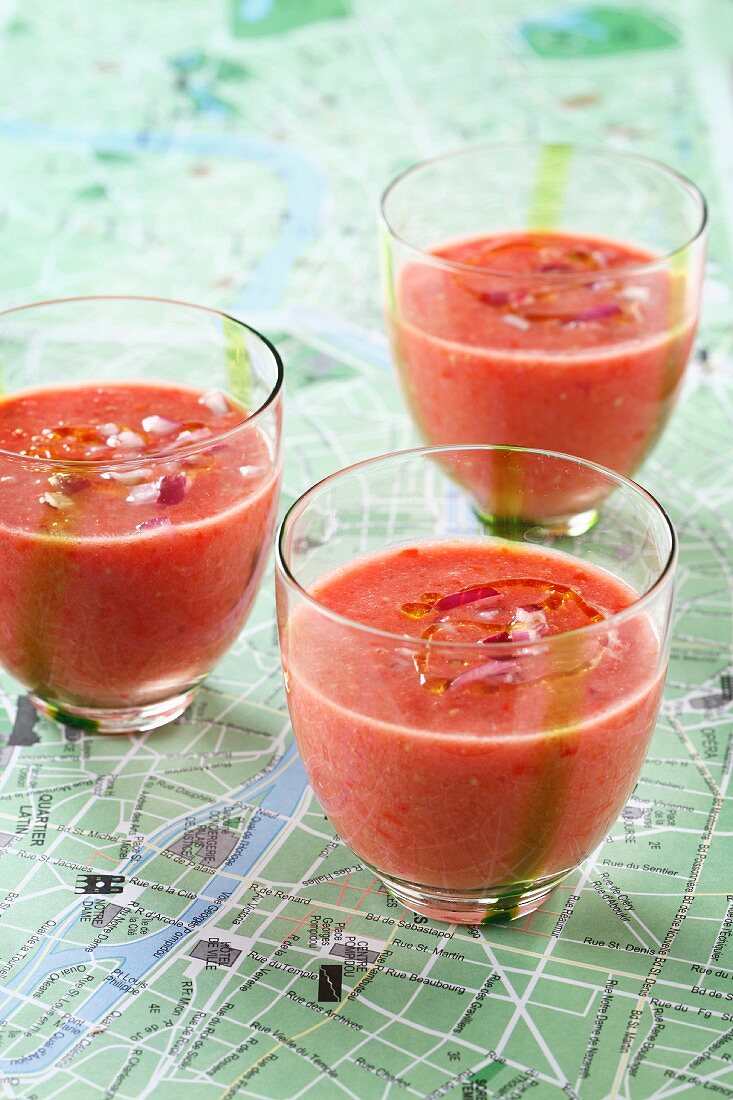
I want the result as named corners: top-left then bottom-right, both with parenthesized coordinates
top-left (527, 143), bottom-right (573, 230)
top-left (223, 314), bottom-right (253, 407)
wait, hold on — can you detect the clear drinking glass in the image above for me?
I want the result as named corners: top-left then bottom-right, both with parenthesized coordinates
top-left (276, 445), bottom-right (676, 924)
top-left (380, 143), bottom-right (707, 534)
top-left (0, 297), bottom-right (283, 733)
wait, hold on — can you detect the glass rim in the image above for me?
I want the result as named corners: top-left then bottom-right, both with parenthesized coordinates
top-left (0, 295), bottom-right (284, 470)
top-left (276, 443), bottom-right (678, 653)
top-left (379, 141), bottom-right (709, 282)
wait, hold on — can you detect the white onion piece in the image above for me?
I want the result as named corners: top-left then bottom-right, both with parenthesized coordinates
top-left (619, 285), bottom-right (650, 302)
top-left (98, 423), bottom-right (119, 437)
top-left (136, 516), bottom-right (171, 532)
top-left (515, 606), bottom-right (547, 625)
top-left (503, 314), bottom-right (530, 331)
top-left (177, 427), bottom-right (212, 445)
top-left (199, 389), bottom-right (230, 417)
top-left (126, 482), bottom-right (161, 504)
top-left (142, 415), bottom-right (180, 435)
top-left (109, 429), bottom-right (145, 449)
top-left (39, 491), bottom-right (72, 510)
top-left (513, 606), bottom-right (549, 638)
top-left (105, 467), bottom-right (153, 485)
top-left (474, 608), bottom-right (500, 622)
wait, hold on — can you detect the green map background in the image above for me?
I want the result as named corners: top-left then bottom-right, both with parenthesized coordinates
top-left (0, 1), bottom-right (732, 1097)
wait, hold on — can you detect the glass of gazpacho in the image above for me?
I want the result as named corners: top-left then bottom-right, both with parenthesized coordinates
top-left (276, 445), bottom-right (676, 924)
top-left (381, 143), bottom-right (706, 534)
top-left (0, 297), bottom-right (283, 733)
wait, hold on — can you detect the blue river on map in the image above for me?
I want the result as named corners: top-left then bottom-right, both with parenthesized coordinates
top-left (0, 741), bottom-right (309, 1072)
top-left (0, 118), bottom-right (325, 313)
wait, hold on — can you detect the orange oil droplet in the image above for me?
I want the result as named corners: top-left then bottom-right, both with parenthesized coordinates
top-left (424, 678), bottom-right (450, 695)
top-left (419, 592), bottom-right (443, 606)
top-left (400, 602), bottom-right (432, 620)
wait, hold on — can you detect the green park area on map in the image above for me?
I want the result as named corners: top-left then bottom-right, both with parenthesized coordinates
top-left (0, 2), bottom-right (732, 1098)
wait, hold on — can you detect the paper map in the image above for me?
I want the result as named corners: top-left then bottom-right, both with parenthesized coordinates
top-left (0, 2), bottom-right (732, 1097)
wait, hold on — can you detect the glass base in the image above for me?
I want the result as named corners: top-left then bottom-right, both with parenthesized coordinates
top-left (377, 865), bottom-right (572, 925)
top-left (29, 689), bottom-right (196, 735)
top-left (474, 506), bottom-right (599, 540)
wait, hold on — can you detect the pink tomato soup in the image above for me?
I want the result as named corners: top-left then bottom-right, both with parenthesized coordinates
top-left (283, 539), bottom-right (663, 892)
top-left (0, 383), bottom-right (280, 708)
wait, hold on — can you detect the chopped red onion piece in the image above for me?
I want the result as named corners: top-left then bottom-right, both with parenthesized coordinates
top-left (480, 630), bottom-right (510, 644)
top-left (479, 290), bottom-right (512, 306)
top-left (510, 629), bottom-right (534, 643)
top-left (199, 389), bottom-right (230, 417)
top-left (39, 491), bottom-right (72, 510)
top-left (538, 262), bottom-right (574, 273)
top-left (106, 467), bottom-right (153, 485)
top-left (434, 585), bottom-right (500, 612)
top-left (450, 658), bottom-right (516, 691)
top-left (564, 303), bottom-right (622, 324)
top-left (142, 414), bottom-right (180, 435)
top-left (136, 516), bottom-right (171, 532)
top-left (48, 473), bottom-right (90, 495)
top-left (157, 473), bottom-right (188, 505)
top-left (126, 482), bottom-right (161, 505)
